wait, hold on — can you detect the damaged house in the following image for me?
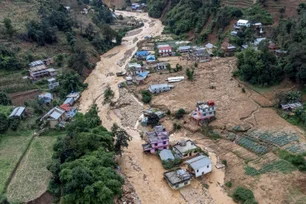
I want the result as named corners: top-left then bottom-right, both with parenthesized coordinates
top-left (142, 125), bottom-right (169, 153)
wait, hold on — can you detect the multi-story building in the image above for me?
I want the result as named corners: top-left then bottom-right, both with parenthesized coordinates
top-left (142, 125), bottom-right (169, 153)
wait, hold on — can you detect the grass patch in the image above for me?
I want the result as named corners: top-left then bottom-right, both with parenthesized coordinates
top-left (245, 160), bottom-right (296, 176)
top-left (6, 136), bottom-right (57, 203)
top-left (0, 106), bottom-right (14, 117)
top-left (0, 131), bottom-right (33, 193)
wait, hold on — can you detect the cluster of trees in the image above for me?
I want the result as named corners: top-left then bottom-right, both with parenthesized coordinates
top-left (0, 92), bottom-right (20, 132)
top-left (232, 187), bottom-right (257, 204)
top-left (48, 105), bottom-right (131, 203)
top-left (0, 46), bottom-right (21, 70)
top-left (236, 47), bottom-right (283, 85)
top-left (141, 90), bottom-right (152, 103)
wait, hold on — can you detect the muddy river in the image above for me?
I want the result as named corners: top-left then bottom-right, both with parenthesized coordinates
top-left (79, 11), bottom-right (234, 204)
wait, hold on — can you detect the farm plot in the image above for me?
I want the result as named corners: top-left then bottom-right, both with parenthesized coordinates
top-left (7, 136), bottom-right (57, 203)
top-left (236, 137), bottom-right (269, 155)
top-left (286, 143), bottom-right (306, 154)
top-left (0, 73), bottom-right (35, 93)
top-left (0, 131), bottom-right (33, 193)
top-left (248, 131), bottom-right (299, 147)
top-left (245, 160), bottom-right (296, 176)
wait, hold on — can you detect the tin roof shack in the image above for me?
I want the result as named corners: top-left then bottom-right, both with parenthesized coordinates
top-left (145, 62), bottom-right (168, 72)
top-left (38, 92), bottom-right (53, 104)
top-left (173, 140), bottom-right (200, 159)
top-left (236, 19), bottom-right (251, 28)
top-left (135, 71), bottom-right (149, 84)
top-left (221, 42), bottom-right (236, 56)
top-left (29, 60), bottom-right (44, 68)
top-left (148, 84), bottom-right (173, 94)
top-left (65, 92), bottom-right (80, 105)
top-left (188, 47), bottom-right (211, 63)
top-left (127, 63), bottom-right (143, 76)
top-left (205, 43), bottom-right (216, 55)
top-left (142, 125), bottom-right (169, 153)
top-left (177, 46), bottom-right (191, 53)
top-left (184, 155), bottom-right (212, 177)
top-left (281, 102), bottom-right (302, 112)
top-left (164, 168), bottom-right (191, 190)
top-left (158, 45), bottom-right (172, 57)
top-left (9, 106), bottom-right (25, 119)
top-left (60, 104), bottom-right (78, 119)
top-left (146, 54), bottom-right (156, 63)
top-left (159, 149), bottom-right (175, 161)
top-left (48, 78), bottom-right (59, 90)
top-left (40, 107), bottom-right (66, 128)
top-left (254, 38), bottom-right (266, 46)
top-left (191, 101), bottom-right (216, 125)
top-left (29, 66), bottom-right (56, 80)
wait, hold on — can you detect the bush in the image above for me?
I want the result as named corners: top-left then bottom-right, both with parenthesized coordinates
top-left (9, 117), bottom-right (20, 131)
top-left (162, 158), bottom-right (182, 169)
top-left (173, 123), bottom-right (181, 131)
top-left (103, 86), bottom-right (114, 104)
top-left (175, 108), bottom-right (186, 119)
top-left (147, 113), bottom-right (160, 127)
top-left (142, 90), bottom-right (152, 104)
top-left (0, 113), bottom-right (9, 133)
top-left (0, 92), bottom-right (12, 105)
top-left (166, 109), bottom-right (171, 115)
top-left (242, 87), bottom-right (246, 93)
top-left (232, 187), bottom-right (257, 203)
top-left (222, 159), bottom-right (228, 167)
top-left (225, 181), bottom-right (232, 188)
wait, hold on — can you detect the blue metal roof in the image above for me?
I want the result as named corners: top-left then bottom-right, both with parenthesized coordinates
top-left (138, 71), bottom-right (149, 78)
top-left (136, 50), bottom-right (149, 56)
top-left (146, 55), bottom-right (156, 61)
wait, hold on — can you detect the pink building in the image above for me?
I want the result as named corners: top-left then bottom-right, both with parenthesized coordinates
top-left (142, 125), bottom-right (169, 153)
top-left (158, 45), bottom-right (172, 56)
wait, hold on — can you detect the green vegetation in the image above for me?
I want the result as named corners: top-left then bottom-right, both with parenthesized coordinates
top-left (48, 105), bottom-right (130, 203)
top-left (142, 90), bottom-right (152, 103)
top-left (173, 123), bottom-right (181, 131)
top-left (147, 113), bottom-right (160, 127)
top-left (225, 181), bottom-right (232, 188)
top-left (232, 187), bottom-right (257, 204)
top-left (0, 106), bottom-right (13, 117)
top-left (161, 158), bottom-right (182, 170)
top-left (278, 150), bottom-right (306, 171)
top-left (236, 47), bottom-right (283, 86)
top-left (236, 137), bottom-right (269, 155)
top-left (175, 108), bottom-right (186, 119)
top-left (103, 86), bottom-right (115, 104)
top-left (6, 136), bottom-right (57, 203)
top-left (186, 67), bottom-right (195, 81)
top-left (0, 131), bottom-right (33, 193)
top-left (202, 126), bottom-right (221, 140)
top-left (243, 4), bottom-right (273, 25)
top-left (245, 160), bottom-right (296, 176)
top-left (0, 92), bottom-right (11, 106)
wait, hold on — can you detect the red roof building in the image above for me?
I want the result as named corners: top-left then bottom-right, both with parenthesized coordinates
top-left (158, 46), bottom-right (172, 56)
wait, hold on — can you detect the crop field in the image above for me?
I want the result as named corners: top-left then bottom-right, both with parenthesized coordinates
top-left (286, 143), bottom-right (306, 154)
top-left (0, 73), bottom-right (35, 93)
top-left (236, 137), bottom-right (269, 155)
top-left (0, 105), bottom-right (14, 116)
top-left (245, 160), bottom-right (296, 176)
top-left (7, 136), bottom-right (57, 203)
top-left (0, 131), bottom-right (33, 193)
top-left (248, 131), bottom-right (299, 147)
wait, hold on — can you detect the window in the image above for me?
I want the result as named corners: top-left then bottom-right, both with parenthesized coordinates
top-left (164, 147), bottom-right (166, 149)
top-left (184, 182), bottom-right (188, 185)
top-left (175, 185), bottom-right (179, 188)
top-left (209, 112), bottom-right (212, 115)
top-left (207, 165), bottom-right (209, 168)
top-left (197, 169), bottom-right (199, 173)
top-left (163, 141), bottom-right (167, 145)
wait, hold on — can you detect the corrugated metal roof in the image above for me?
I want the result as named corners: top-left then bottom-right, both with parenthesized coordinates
top-left (41, 107), bottom-right (65, 121)
top-left (9, 106), bottom-right (25, 118)
top-left (149, 84), bottom-right (169, 89)
top-left (136, 50), bottom-right (149, 56)
top-left (185, 155), bottom-right (212, 170)
top-left (39, 92), bottom-right (53, 99)
top-left (159, 149), bottom-right (174, 161)
top-left (63, 97), bottom-right (74, 105)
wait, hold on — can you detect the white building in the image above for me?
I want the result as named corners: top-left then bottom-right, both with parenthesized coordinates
top-left (148, 84), bottom-right (173, 94)
top-left (184, 155), bottom-right (212, 177)
top-left (237, 19), bottom-right (250, 27)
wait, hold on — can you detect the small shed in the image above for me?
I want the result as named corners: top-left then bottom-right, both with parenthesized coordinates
top-left (177, 46), bottom-right (191, 53)
top-left (38, 92), bottom-right (53, 104)
top-left (159, 149), bottom-right (175, 161)
top-left (184, 155), bottom-right (212, 177)
top-left (9, 106), bottom-right (25, 119)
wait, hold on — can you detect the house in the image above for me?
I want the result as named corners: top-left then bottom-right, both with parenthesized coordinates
top-left (144, 35), bottom-right (152, 40)
top-left (38, 92), bottom-right (53, 104)
top-left (254, 38), bottom-right (266, 46)
top-left (29, 60), bottom-right (44, 68)
top-left (205, 43), bottom-right (216, 51)
top-left (159, 149), bottom-right (175, 161)
top-left (191, 101), bottom-right (216, 125)
top-left (146, 55), bottom-right (156, 63)
top-left (158, 45), bottom-right (172, 57)
top-left (126, 76), bottom-right (133, 85)
top-left (167, 76), bottom-right (184, 83)
top-left (177, 46), bottom-right (191, 53)
top-left (60, 104), bottom-right (77, 119)
top-left (164, 168), bottom-right (191, 190)
top-left (142, 125), bottom-right (169, 153)
top-left (29, 66), bottom-right (56, 80)
top-left (132, 3), bottom-right (140, 10)
top-left (173, 140), bottom-right (200, 159)
top-left (189, 47), bottom-right (211, 62)
top-left (221, 42), bottom-right (236, 55)
top-left (128, 63), bottom-right (143, 75)
top-left (135, 50), bottom-right (149, 59)
top-left (236, 19), bottom-right (250, 27)
top-left (231, 31), bottom-right (238, 36)
top-left (184, 155), bottom-right (212, 177)
top-left (135, 71), bottom-right (149, 84)
top-left (281, 102), bottom-right (302, 111)
top-left (40, 107), bottom-right (66, 128)
top-left (48, 78), bottom-right (59, 90)
top-left (148, 84), bottom-right (173, 94)
top-left (9, 106), bottom-right (25, 119)
top-left (65, 92), bottom-right (80, 105)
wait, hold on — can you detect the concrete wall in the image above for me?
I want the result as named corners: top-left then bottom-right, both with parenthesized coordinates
top-left (195, 164), bottom-right (212, 177)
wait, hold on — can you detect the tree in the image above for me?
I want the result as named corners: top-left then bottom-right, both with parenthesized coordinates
top-left (3, 18), bottom-right (15, 38)
top-left (142, 90), bottom-right (152, 103)
top-left (84, 23), bottom-right (95, 41)
top-left (0, 92), bottom-right (11, 105)
top-left (147, 113), bottom-right (159, 127)
top-left (233, 187), bottom-right (257, 204)
top-left (26, 20), bottom-right (57, 45)
top-left (103, 86), bottom-right (114, 104)
top-left (9, 117), bottom-right (20, 131)
top-left (0, 113), bottom-right (9, 133)
top-left (186, 67), bottom-right (195, 81)
top-left (175, 108), bottom-right (186, 119)
top-left (111, 123), bottom-right (132, 156)
top-left (69, 42), bottom-right (92, 75)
